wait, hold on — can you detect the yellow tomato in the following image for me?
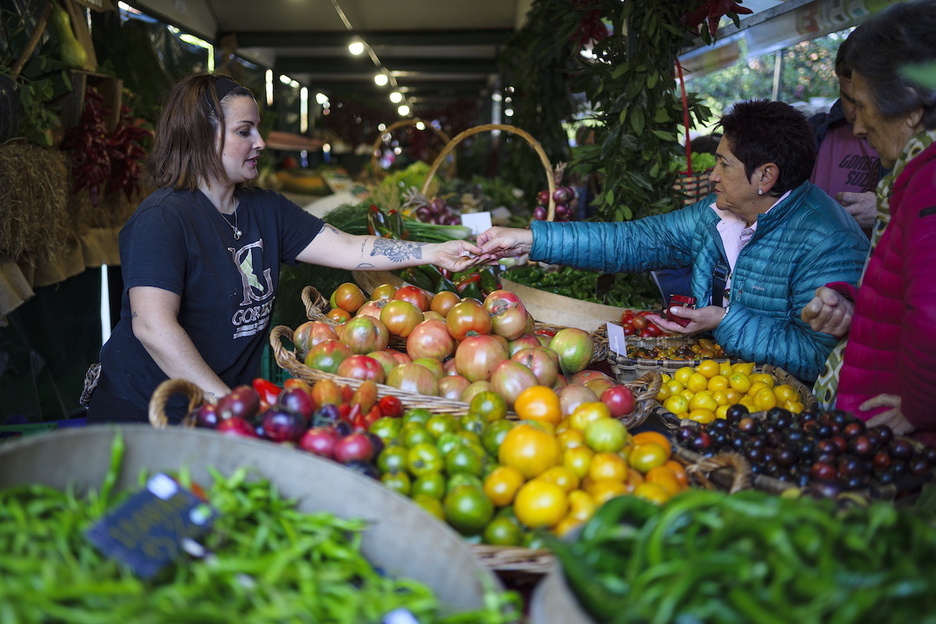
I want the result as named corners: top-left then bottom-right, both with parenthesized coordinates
top-left (718, 361), bottom-right (733, 377)
top-left (724, 388), bottom-right (741, 404)
top-left (707, 375), bottom-right (730, 392)
top-left (538, 465), bottom-right (580, 493)
top-left (728, 372), bottom-right (751, 393)
top-left (656, 385), bottom-right (671, 402)
top-left (566, 489), bottom-right (597, 522)
top-left (569, 402), bottom-right (611, 431)
top-left (563, 445), bottom-right (594, 480)
top-left (750, 373), bottom-right (776, 388)
top-left (753, 387), bottom-right (778, 411)
top-left (747, 381), bottom-right (770, 397)
top-left (774, 384), bottom-right (800, 404)
top-left (498, 424), bottom-right (561, 479)
top-left (588, 452), bottom-right (629, 482)
top-left (686, 373), bottom-right (708, 393)
top-left (514, 480), bottom-right (568, 529)
top-left (628, 442), bottom-right (669, 473)
top-left (687, 408), bottom-right (716, 424)
top-left (631, 431), bottom-right (672, 457)
top-left (556, 428), bottom-right (586, 451)
top-left (586, 479), bottom-right (629, 505)
top-left (483, 465), bottom-right (525, 507)
top-left (665, 379), bottom-right (685, 396)
top-left (663, 395), bottom-right (690, 414)
top-left (689, 391), bottom-right (718, 412)
top-left (731, 362), bottom-right (755, 375)
top-left (715, 404), bottom-right (730, 419)
top-left (680, 389), bottom-right (695, 401)
top-left (673, 366), bottom-right (695, 386)
top-left (711, 390), bottom-right (730, 406)
top-left (645, 465), bottom-right (684, 496)
top-left (632, 482), bottom-right (672, 505)
top-left (695, 359), bottom-right (721, 379)
top-left (514, 385), bottom-right (563, 426)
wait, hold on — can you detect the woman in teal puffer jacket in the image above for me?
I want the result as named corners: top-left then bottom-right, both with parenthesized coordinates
top-left (479, 100), bottom-right (869, 383)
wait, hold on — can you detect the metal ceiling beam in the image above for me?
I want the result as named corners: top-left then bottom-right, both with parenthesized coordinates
top-left (231, 29), bottom-right (513, 49)
top-left (276, 56), bottom-right (499, 75)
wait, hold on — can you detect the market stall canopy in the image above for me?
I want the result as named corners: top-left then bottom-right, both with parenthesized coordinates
top-left (121, 0), bottom-right (882, 114)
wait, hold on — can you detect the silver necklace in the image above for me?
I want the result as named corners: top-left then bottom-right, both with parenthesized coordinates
top-left (221, 209), bottom-right (242, 240)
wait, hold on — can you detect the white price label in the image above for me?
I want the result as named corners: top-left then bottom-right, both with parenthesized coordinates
top-left (606, 322), bottom-right (628, 356)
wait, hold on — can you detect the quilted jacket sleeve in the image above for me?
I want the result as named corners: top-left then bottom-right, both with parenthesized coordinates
top-left (529, 204), bottom-right (703, 273)
top-left (897, 160), bottom-right (936, 430)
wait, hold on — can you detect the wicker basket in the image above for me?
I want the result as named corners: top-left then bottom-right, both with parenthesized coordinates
top-left (673, 429), bottom-right (933, 503)
top-left (673, 168), bottom-right (714, 206)
top-left (604, 333), bottom-right (734, 383)
top-left (419, 123), bottom-right (558, 221)
top-left (369, 118), bottom-right (454, 182)
top-left (299, 285), bottom-right (610, 365)
top-left (652, 363), bottom-right (818, 426)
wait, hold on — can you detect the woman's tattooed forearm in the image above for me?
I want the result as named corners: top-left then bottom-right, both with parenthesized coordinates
top-left (370, 238), bottom-right (426, 263)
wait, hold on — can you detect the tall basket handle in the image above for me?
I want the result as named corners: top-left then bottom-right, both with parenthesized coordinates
top-left (419, 123), bottom-right (557, 221)
top-left (370, 118), bottom-right (454, 182)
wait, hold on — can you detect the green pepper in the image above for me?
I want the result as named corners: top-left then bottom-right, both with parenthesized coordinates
top-left (479, 266), bottom-right (500, 296)
top-left (436, 277), bottom-right (460, 294)
top-left (387, 209), bottom-right (408, 240)
top-left (416, 264), bottom-right (445, 289)
top-left (367, 204), bottom-right (393, 238)
top-left (402, 267), bottom-right (434, 291)
top-left (460, 280), bottom-right (483, 301)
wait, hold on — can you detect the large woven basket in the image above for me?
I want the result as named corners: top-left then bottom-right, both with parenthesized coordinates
top-left (298, 285), bottom-right (610, 366)
top-left (147, 378), bottom-right (558, 575)
top-left (419, 123), bottom-right (558, 221)
top-left (369, 118), bottom-right (454, 182)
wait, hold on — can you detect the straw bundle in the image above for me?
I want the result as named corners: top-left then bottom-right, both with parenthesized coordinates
top-left (0, 142), bottom-right (70, 261)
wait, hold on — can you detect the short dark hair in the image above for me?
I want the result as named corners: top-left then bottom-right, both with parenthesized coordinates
top-left (717, 100), bottom-right (816, 196)
top-left (846, 0), bottom-right (936, 130)
top-left (147, 73), bottom-right (255, 190)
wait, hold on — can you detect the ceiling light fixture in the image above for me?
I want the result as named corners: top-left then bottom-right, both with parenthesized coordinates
top-left (374, 73), bottom-right (389, 87)
top-left (348, 39), bottom-right (365, 56)
top-left (330, 0), bottom-right (415, 117)
top-left (397, 104), bottom-right (411, 117)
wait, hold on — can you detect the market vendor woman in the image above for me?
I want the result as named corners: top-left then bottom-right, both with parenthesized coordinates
top-left (86, 74), bottom-right (482, 424)
top-left (479, 100), bottom-right (870, 383)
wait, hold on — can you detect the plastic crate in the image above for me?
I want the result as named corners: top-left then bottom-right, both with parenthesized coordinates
top-left (259, 341), bottom-right (290, 386)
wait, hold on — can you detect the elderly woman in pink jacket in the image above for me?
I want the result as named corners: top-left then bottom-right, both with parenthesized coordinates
top-left (802, 0), bottom-right (936, 446)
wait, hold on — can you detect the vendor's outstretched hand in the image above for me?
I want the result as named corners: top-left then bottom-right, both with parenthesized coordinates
top-left (801, 286), bottom-right (854, 337)
top-left (645, 305), bottom-right (726, 335)
top-left (476, 227), bottom-right (534, 260)
top-left (426, 240), bottom-right (490, 273)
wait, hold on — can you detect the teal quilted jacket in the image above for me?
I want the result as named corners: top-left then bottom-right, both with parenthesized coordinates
top-left (529, 182), bottom-right (869, 382)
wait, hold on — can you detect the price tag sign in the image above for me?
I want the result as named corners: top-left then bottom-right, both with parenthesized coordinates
top-left (86, 473), bottom-right (217, 578)
top-left (460, 211), bottom-right (493, 236)
top-left (606, 322), bottom-right (628, 356)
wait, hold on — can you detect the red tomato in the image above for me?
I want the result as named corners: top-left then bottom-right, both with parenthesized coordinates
top-left (623, 323), bottom-right (636, 336)
top-left (620, 310), bottom-right (636, 324)
top-left (393, 286), bottom-right (432, 312)
top-left (631, 316), bottom-right (647, 331)
top-left (446, 299), bottom-right (492, 341)
top-left (642, 322), bottom-right (663, 337)
top-left (378, 395), bottom-right (403, 419)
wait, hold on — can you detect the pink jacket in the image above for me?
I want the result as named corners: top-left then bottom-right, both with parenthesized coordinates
top-left (833, 140), bottom-right (936, 447)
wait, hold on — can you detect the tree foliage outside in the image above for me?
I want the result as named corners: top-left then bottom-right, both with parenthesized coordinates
top-left (686, 30), bottom-right (850, 127)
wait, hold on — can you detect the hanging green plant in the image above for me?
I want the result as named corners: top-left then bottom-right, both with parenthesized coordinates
top-left (569, 0), bottom-right (715, 222)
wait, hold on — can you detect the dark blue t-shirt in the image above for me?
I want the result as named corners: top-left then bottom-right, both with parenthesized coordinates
top-left (98, 186), bottom-right (324, 420)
